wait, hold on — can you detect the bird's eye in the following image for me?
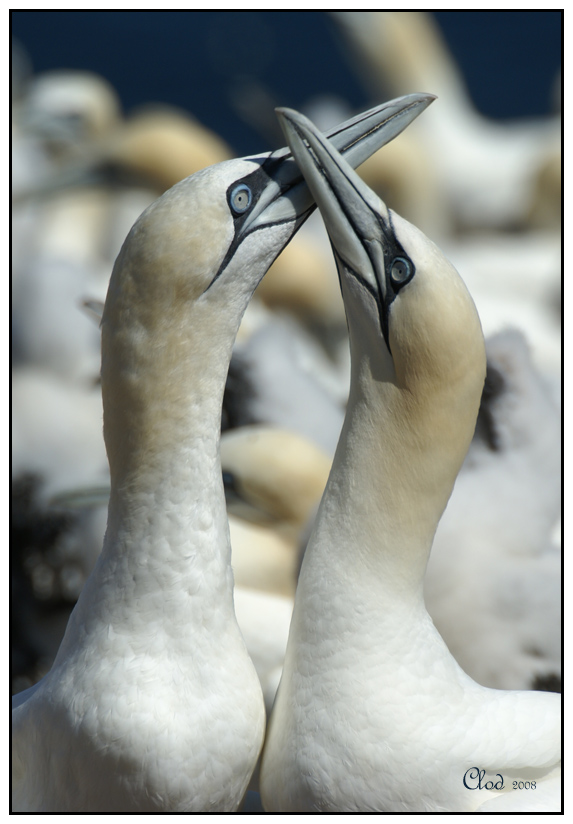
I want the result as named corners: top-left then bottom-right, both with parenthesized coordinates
top-left (230, 184), bottom-right (252, 214)
top-left (390, 256), bottom-right (413, 286)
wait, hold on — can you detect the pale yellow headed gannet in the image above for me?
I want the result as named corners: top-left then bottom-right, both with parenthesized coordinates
top-left (260, 107), bottom-right (561, 813)
top-left (331, 12), bottom-right (560, 232)
top-left (222, 425), bottom-right (331, 597)
top-left (11, 94), bottom-right (434, 813)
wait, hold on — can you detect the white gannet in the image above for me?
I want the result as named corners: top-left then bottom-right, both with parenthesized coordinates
top-left (331, 12), bottom-right (561, 233)
top-left (11, 93), bottom-right (435, 813)
top-left (14, 68), bottom-right (231, 197)
top-left (222, 425), bottom-right (331, 597)
top-left (260, 108), bottom-right (561, 812)
top-left (14, 69), bottom-right (121, 168)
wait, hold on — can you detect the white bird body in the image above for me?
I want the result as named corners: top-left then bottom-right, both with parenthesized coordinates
top-left (12, 95), bottom-right (435, 812)
top-left (12, 160), bottom-right (271, 813)
top-left (260, 108), bottom-right (561, 812)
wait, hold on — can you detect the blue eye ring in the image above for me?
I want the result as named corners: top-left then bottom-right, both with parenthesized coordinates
top-left (230, 184), bottom-right (252, 215)
top-left (390, 256), bottom-right (413, 286)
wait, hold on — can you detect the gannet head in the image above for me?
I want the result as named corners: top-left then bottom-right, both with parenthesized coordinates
top-left (276, 106), bottom-right (486, 400)
top-left (104, 154), bottom-right (304, 319)
top-left (221, 426), bottom-right (331, 529)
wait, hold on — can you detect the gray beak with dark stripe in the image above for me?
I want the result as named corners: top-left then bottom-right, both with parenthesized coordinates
top-left (276, 106), bottom-right (418, 347)
top-left (244, 93), bottom-right (436, 231)
top-left (207, 94), bottom-right (434, 290)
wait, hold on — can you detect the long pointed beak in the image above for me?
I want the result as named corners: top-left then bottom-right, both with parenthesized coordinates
top-left (239, 93), bottom-right (434, 235)
top-left (276, 106), bottom-right (415, 345)
top-left (205, 96), bottom-right (433, 294)
top-left (323, 93), bottom-right (435, 170)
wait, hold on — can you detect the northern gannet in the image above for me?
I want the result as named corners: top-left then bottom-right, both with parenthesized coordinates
top-left (331, 11), bottom-right (560, 233)
top-left (12, 93), bottom-right (434, 812)
top-left (260, 107), bottom-right (561, 813)
top-left (14, 68), bottom-right (231, 196)
top-left (222, 426), bottom-right (331, 597)
top-left (16, 70), bottom-right (121, 165)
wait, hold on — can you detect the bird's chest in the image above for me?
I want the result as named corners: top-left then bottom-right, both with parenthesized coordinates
top-left (268, 616), bottom-right (480, 811)
top-left (33, 629), bottom-right (263, 811)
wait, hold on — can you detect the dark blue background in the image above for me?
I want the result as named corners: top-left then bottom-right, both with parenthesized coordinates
top-left (11, 11), bottom-right (562, 157)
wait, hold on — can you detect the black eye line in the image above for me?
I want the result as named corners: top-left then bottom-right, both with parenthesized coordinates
top-left (203, 167), bottom-right (272, 295)
top-left (203, 161), bottom-right (309, 296)
top-left (333, 248), bottom-right (391, 351)
top-left (285, 126), bottom-right (413, 351)
top-left (311, 161), bottom-right (393, 345)
top-left (327, 207), bottom-right (408, 352)
top-left (203, 210), bottom-right (304, 297)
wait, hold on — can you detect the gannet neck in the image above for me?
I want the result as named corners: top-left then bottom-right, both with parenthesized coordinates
top-left (260, 107), bottom-right (560, 814)
top-left (304, 352), bottom-right (481, 616)
top-left (92, 177), bottom-right (247, 623)
top-left (53, 173), bottom-right (265, 668)
top-left (101, 169), bottom-right (239, 487)
top-left (306, 218), bottom-right (484, 600)
top-left (13, 98), bottom-right (450, 814)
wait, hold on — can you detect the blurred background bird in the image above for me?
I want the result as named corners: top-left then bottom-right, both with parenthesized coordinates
top-left (11, 12), bottom-right (561, 713)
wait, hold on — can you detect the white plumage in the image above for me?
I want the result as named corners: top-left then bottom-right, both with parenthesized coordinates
top-left (13, 158), bottom-right (275, 814)
top-left (12, 95), bottom-right (433, 812)
top-left (260, 107), bottom-right (561, 813)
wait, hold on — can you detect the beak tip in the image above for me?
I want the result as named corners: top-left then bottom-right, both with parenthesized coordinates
top-left (275, 107), bottom-right (306, 145)
top-left (275, 107), bottom-right (298, 124)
